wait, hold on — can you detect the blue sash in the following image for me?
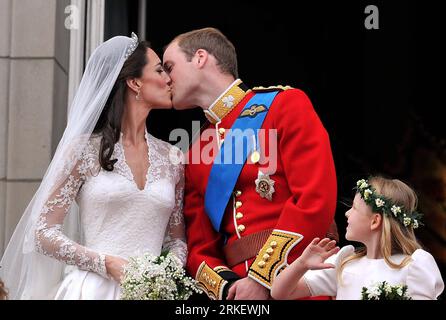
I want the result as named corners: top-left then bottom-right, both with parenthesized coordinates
top-left (204, 91), bottom-right (279, 232)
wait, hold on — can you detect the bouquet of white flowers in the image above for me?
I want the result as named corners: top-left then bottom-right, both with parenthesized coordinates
top-left (361, 281), bottom-right (412, 300)
top-left (120, 251), bottom-right (202, 300)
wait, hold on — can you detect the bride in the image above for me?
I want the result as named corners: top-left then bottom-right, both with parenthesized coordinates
top-left (0, 33), bottom-right (187, 299)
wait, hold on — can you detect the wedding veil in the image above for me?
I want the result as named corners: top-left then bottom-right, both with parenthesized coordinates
top-left (0, 33), bottom-right (139, 299)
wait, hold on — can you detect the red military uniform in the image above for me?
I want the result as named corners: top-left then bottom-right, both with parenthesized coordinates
top-left (184, 80), bottom-right (337, 299)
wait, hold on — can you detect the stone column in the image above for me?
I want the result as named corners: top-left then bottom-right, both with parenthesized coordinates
top-left (0, 0), bottom-right (70, 255)
top-left (0, 0), bottom-right (13, 255)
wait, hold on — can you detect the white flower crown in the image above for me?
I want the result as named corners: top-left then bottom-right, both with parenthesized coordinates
top-left (355, 179), bottom-right (423, 229)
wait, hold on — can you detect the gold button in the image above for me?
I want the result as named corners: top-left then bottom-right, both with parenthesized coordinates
top-left (235, 201), bottom-right (242, 209)
top-left (218, 128), bottom-right (226, 135)
top-left (235, 190), bottom-right (242, 197)
top-left (270, 241), bottom-right (278, 248)
top-left (237, 225), bottom-right (246, 233)
top-left (266, 248), bottom-right (274, 255)
top-left (258, 261), bottom-right (266, 268)
top-left (262, 254), bottom-right (270, 261)
top-left (236, 212), bottom-right (243, 219)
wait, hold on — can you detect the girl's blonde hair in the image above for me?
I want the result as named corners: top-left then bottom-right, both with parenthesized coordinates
top-left (338, 176), bottom-right (422, 281)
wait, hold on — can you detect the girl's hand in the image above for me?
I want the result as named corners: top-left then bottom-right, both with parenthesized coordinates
top-left (298, 237), bottom-right (340, 270)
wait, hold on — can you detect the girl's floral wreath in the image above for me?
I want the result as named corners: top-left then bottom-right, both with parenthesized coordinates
top-left (355, 179), bottom-right (423, 229)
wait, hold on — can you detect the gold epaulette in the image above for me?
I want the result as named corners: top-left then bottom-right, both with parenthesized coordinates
top-left (248, 229), bottom-right (303, 289)
top-left (251, 85), bottom-right (293, 92)
top-left (196, 262), bottom-right (229, 300)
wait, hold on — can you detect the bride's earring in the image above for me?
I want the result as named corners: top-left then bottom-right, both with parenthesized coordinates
top-left (136, 90), bottom-right (140, 101)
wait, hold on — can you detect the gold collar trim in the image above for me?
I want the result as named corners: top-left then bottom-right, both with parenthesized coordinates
top-left (204, 79), bottom-right (249, 124)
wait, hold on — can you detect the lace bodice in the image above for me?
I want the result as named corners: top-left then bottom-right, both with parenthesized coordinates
top-left (35, 131), bottom-right (186, 279)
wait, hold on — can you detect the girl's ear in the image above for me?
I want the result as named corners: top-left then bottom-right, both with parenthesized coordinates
top-left (370, 213), bottom-right (382, 231)
top-left (126, 78), bottom-right (141, 94)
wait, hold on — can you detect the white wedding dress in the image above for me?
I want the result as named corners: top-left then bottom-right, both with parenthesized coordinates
top-left (34, 130), bottom-right (187, 300)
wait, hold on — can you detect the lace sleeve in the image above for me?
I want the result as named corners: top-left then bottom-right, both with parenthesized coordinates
top-left (162, 160), bottom-right (187, 267)
top-left (34, 144), bottom-right (108, 278)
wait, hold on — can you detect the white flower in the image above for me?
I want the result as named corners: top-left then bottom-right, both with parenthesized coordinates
top-left (357, 179), bottom-right (368, 189)
top-left (120, 252), bottom-right (202, 300)
top-left (404, 217), bottom-right (412, 227)
top-left (222, 95), bottom-right (235, 108)
top-left (369, 286), bottom-right (381, 299)
top-left (375, 198), bottom-right (385, 208)
top-left (362, 281), bottom-right (411, 300)
top-left (413, 220), bottom-right (419, 229)
top-left (364, 189), bottom-right (373, 200)
top-left (391, 205), bottom-right (401, 217)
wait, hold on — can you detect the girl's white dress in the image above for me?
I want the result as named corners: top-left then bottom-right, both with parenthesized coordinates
top-left (303, 245), bottom-right (444, 300)
top-left (34, 131), bottom-right (187, 299)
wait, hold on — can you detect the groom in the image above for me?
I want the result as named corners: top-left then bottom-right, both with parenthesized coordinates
top-left (163, 27), bottom-right (338, 300)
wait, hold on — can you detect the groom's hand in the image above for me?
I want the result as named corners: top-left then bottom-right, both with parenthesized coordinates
top-left (226, 277), bottom-right (270, 300)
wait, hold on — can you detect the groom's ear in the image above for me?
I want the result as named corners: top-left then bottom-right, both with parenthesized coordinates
top-left (194, 49), bottom-right (208, 68)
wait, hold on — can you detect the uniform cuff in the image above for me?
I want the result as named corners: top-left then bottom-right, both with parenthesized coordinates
top-left (196, 262), bottom-right (231, 300)
top-left (248, 229), bottom-right (303, 289)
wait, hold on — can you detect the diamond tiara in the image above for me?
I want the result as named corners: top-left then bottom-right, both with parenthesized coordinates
top-left (125, 32), bottom-right (139, 60)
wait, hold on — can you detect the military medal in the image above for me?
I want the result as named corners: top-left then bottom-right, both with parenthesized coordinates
top-left (250, 135), bottom-right (260, 164)
top-left (255, 171), bottom-right (275, 201)
top-left (250, 150), bottom-right (260, 164)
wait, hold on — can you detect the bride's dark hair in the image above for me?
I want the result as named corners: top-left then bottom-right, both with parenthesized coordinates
top-left (93, 41), bottom-right (150, 171)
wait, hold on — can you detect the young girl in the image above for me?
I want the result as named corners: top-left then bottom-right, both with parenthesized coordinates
top-left (271, 176), bottom-right (444, 300)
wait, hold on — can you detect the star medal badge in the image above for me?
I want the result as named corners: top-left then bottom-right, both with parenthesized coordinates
top-left (255, 171), bottom-right (275, 201)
